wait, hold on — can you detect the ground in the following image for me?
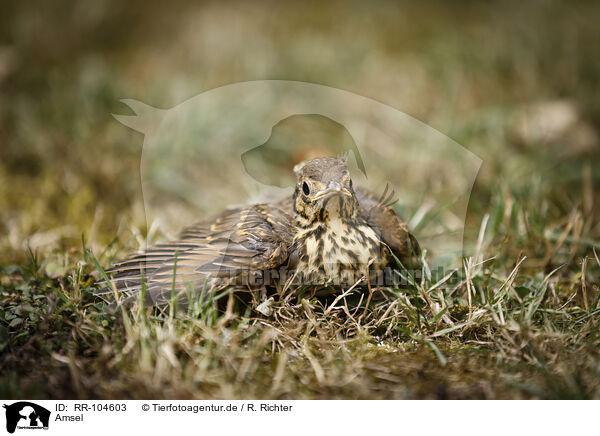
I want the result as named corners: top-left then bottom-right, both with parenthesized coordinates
top-left (1, 0), bottom-right (600, 399)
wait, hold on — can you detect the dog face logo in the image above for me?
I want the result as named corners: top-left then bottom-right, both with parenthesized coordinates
top-left (3, 402), bottom-right (50, 433)
top-left (114, 80), bottom-right (482, 275)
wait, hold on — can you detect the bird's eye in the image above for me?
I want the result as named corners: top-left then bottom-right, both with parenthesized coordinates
top-left (302, 181), bottom-right (310, 195)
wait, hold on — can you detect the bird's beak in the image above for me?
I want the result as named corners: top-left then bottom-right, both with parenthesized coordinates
top-left (311, 182), bottom-right (353, 202)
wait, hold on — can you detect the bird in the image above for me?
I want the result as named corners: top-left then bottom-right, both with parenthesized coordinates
top-left (103, 157), bottom-right (420, 306)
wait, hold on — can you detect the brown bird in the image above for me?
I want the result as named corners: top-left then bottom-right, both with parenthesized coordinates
top-left (103, 157), bottom-right (419, 306)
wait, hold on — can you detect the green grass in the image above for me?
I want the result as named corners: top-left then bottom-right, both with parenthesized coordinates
top-left (1, 0), bottom-right (600, 399)
top-left (1, 182), bottom-right (599, 399)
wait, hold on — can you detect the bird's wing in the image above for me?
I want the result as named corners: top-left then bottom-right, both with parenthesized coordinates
top-left (355, 186), bottom-right (421, 265)
top-left (103, 203), bottom-right (295, 304)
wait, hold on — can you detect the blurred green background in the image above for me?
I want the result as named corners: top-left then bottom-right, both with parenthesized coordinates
top-left (2, 0), bottom-right (600, 401)
top-left (1, 0), bottom-right (599, 263)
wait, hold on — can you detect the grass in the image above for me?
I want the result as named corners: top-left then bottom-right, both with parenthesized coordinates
top-left (1, 181), bottom-right (599, 399)
top-left (1, 0), bottom-right (600, 399)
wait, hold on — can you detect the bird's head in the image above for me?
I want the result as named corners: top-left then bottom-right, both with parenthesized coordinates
top-left (293, 157), bottom-right (358, 226)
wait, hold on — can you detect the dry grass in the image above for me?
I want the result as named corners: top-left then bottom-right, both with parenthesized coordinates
top-left (2, 198), bottom-right (599, 399)
top-left (1, 0), bottom-right (600, 399)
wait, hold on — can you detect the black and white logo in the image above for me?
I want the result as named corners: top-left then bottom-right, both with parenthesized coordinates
top-left (3, 402), bottom-right (50, 434)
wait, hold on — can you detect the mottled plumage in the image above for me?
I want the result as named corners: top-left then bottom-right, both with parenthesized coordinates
top-left (103, 157), bottom-right (419, 305)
